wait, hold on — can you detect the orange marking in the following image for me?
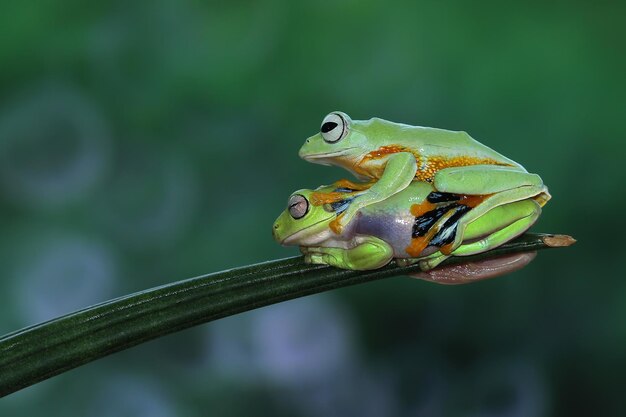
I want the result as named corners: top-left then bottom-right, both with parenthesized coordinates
top-left (355, 145), bottom-right (411, 178)
top-left (355, 144), bottom-right (511, 183)
top-left (406, 212), bottom-right (451, 257)
top-left (352, 163), bottom-right (373, 178)
top-left (405, 193), bottom-right (493, 257)
top-left (333, 179), bottom-right (374, 191)
top-left (458, 194), bottom-right (490, 208)
top-left (414, 156), bottom-right (509, 183)
top-left (310, 191), bottom-right (347, 206)
top-left (406, 236), bottom-right (430, 257)
top-left (440, 242), bottom-right (455, 255)
top-left (329, 212), bottom-right (345, 234)
top-left (437, 194), bottom-right (489, 254)
top-left (362, 144), bottom-right (410, 160)
top-left (410, 201), bottom-right (437, 217)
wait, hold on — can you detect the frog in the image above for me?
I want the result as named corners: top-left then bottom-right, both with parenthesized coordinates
top-left (272, 180), bottom-right (541, 276)
top-left (298, 111), bottom-right (550, 269)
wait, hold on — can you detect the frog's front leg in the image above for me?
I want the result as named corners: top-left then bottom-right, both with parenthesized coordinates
top-left (331, 152), bottom-right (417, 233)
top-left (302, 236), bottom-right (393, 270)
top-left (432, 165), bottom-right (550, 256)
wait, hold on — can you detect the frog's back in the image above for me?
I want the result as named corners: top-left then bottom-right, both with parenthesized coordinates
top-left (363, 117), bottom-right (525, 170)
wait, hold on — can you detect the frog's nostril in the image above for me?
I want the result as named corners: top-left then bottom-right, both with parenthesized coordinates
top-left (306, 139), bottom-right (310, 143)
top-left (274, 223), bottom-right (279, 229)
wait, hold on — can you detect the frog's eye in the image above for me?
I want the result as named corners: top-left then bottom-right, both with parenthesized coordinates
top-left (288, 194), bottom-right (309, 219)
top-left (320, 112), bottom-right (348, 143)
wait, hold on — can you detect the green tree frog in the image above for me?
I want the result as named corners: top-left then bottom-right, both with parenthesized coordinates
top-left (273, 181), bottom-right (541, 273)
top-left (299, 112), bottom-right (551, 260)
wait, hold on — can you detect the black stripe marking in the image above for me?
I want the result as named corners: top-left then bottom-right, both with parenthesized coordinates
top-left (426, 191), bottom-right (461, 203)
top-left (429, 205), bottom-right (472, 247)
top-left (334, 187), bottom-right (356, 193)
top-left (330, 197), bottom-right (354, 214)
top-left (412, 204), bottom-right (460, 238)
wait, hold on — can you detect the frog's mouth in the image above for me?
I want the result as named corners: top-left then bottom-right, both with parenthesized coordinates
top-left (299, 147), bottom-right (359, 162)
top-left (281, 217), bottom-right (334, 246)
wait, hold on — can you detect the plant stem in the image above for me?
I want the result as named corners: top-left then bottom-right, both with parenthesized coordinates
top-left (0, 233), bottom-right (574, 397)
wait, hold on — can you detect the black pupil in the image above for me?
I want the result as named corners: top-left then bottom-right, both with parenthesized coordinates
top-left (321, 121), bottom-right (338, 133)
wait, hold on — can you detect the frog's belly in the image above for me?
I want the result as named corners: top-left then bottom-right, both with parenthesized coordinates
top-left (355, 213), bottom-right (431, 258)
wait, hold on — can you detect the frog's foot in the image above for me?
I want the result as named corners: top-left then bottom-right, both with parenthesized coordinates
top-left (301, 237), bottom-right (393, 270)
top-left (419, 252), bottom-right (449, 271)
top-left (304, 252), bottom-right (325, 265)
top-left (409, 252), bottom-right (536, 284)
top-left (302, 247), bottom-right (334, 266)
top-left (395, 250), bottom-right (448, 270)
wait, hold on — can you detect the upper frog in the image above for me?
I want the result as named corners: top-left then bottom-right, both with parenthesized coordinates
top-left (298, 111), bottom-right (524, 183)
top-left (296, 112), bottom-right (550, 256)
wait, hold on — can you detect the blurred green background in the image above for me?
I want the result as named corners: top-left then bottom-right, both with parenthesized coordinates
top-left (0, 1), bottom-right (624, 415)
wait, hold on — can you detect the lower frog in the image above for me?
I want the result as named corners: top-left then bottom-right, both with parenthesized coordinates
top-left (272, 181), bottom-right (542, 279)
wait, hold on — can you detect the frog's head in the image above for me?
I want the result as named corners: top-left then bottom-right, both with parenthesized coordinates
top-left (298, 111), bottom-right (373, 168)
top-left (273, 188), bottom-right (336, 246)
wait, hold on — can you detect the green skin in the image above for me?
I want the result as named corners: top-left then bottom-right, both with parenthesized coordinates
top-left (273, 182), bottom-right (541, 272)
top-left (298, 111), bottom-right (550, 269)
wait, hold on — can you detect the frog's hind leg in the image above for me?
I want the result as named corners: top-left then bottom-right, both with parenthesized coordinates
top-left (437, 186), bottom-right (546, 257)
top-left (450, 199), bottom-right (540, 256)
top-left (432, 165), bottom-right (550, 256)
top-left (302, 236), bottom-right (393, 270)
top-left (418, 199), bottom-right (541, 270)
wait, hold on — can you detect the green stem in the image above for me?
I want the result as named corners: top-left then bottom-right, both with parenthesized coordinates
top-left (0, 233), bottom-right (573, 397)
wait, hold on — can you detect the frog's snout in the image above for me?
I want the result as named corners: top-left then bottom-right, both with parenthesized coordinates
top-left (298, 137), bottom-right (315, 159)
top-left (298, 143), bottom-right (308, 158)
top-left (272, 221), bottom-right (280, 240)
